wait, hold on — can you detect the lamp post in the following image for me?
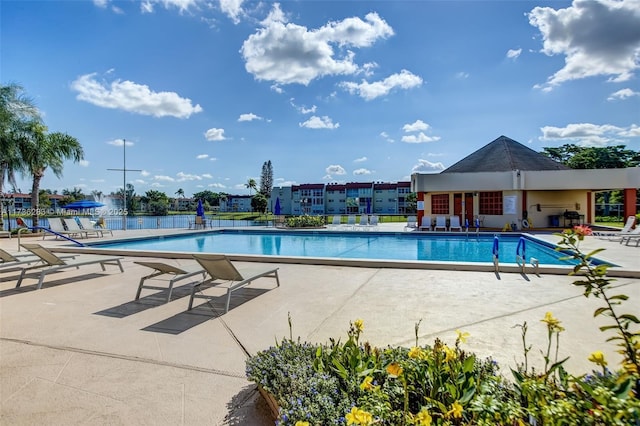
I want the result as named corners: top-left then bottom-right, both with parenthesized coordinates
top-left (1, 194), bottom-right (14, 232)
top-left (107, 139), bottom-right (141, 231)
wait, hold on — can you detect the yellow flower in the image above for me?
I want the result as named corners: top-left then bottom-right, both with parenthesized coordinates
top-left (541, 312), bottom-right (564, 332)
top-left (588, 351), bottom-right (607, 367)
top-left (408, 346), bottom-right (424, 359)
top-left (353, 319), bottom-right (364, 333)
top-left (295, 422), bottom-right (310, 426)
top-left (359, 376), bottom-right (378, 392)
top-left (414, 408), bottom-right (432, 426)
top-left (443, 345), bottom-right (456, 362)
top-left (345, 407), bottom-right (373, 425)
top-left (455, 329), bottom-right (470, 344)
top-left (386, 362), bottom-right (403, 377)
top-left (446, 401), bottom-right (463, 419)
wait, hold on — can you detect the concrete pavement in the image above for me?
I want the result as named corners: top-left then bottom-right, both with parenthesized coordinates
top-left (1, 225), bottom-right (638, 425)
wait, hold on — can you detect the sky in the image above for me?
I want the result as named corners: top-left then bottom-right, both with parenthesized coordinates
top-left (2, 0), bottom-right (639, 199)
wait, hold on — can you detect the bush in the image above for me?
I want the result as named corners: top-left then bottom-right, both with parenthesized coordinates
top-left (286, 215), bottom-right (325, 228)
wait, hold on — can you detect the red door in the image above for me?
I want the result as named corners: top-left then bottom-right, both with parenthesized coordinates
top-left (454, 194), bottom-right (462, 222)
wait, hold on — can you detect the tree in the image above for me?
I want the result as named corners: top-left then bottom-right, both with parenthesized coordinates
top-left (251, 193), bottom-right (268, 214)
top-left (20, 122), bottom-right (84, 226)
top-left (260, 160), bottom-right (273, 197)
top-left (245, 178), bottom-right (257, 195)
top-left (0, 83), bottom-right (39, 229)
top-left (193, 190), bottom-right (219, 207)
top-left (541, 144), bottom-right (640, 169)
top-left (405, 192), bottom-right (417, 213)
top-left (115, 183), bottom-right (137, 216)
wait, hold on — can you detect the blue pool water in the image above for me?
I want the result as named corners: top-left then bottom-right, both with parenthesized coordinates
top-left (92, 230), bottom-right (595, 266)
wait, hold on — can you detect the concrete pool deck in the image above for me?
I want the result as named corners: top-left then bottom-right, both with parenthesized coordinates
top-left (1, 224), bottom-right (639, 424)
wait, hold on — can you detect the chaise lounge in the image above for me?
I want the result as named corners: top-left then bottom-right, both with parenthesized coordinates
top-left (16, 243), bottom-right (124, 290)
top-left (188, 254), bottom-right (280, 314)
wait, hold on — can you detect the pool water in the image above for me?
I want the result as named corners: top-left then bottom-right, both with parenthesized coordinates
top-left (93, 230), bottom-right (593, 266)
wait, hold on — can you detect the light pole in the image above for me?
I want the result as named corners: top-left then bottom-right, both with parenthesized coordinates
top-left (108, 139), bottom-right (141, 230)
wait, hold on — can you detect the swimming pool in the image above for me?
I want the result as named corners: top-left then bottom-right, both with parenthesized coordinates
top-left (89, 229), bottom-right (594, 266)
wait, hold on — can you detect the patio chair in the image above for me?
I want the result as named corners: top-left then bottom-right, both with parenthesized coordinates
top-left (328, 215), bottom-right (342, 230)
top-left (63, 218), bottom-right (102, 238)
top-left (43, 217), bottom-right (79, 240)
top-left (368, 215), bottom-right (379, 229)
top-left (345, 215), bottom-right (357, 230)
top-left (195, 216), bottom-right (206, 229)
top-left (0, 248), bottom-right (76, 273)
top-left (356, 215), bottom-right (369, 230)
top-left (134, 261), bottom-right (207, 303)
top-left (188, 254), bottom-right (280, 314)
top-left (593, 216), bottom-right (636, 240)
top-left (405, 216), bottom-right (418, 231)
top-left (449, 215), bottom-right (463, 232)
top-left (434, 216), bottom-right (447, 231)
top-left (79, 217), bottom-right (113, 237)
top-left (16, 243), bottom-right (124, 290)
top-left (419, 216), bottom-right (432, 231)
top-left (620, 226), bottom-right (640, 246)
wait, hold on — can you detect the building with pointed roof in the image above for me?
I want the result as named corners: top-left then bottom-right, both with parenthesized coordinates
top-left (411, 136), bottom-right (639, 230)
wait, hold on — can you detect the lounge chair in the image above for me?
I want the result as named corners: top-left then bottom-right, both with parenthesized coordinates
top-left (593, 216), bottom-right (636, 240)
top-left (405, 216), bottom-right (418, 231)
top-left (328, 215), bottom-right (342, 230)
top-left (188, 254), bottom-right (280, 314)
top-left (79, 217), bottom-right (113, 237)
top-left (620, 226), bottom-right (640, 246)
top-left (134, 261), bottom-right (207, 303)
top-left (449, 215), bottom-right (462, 232)
top-left (356, 215), bottom-right (369, 230)
top-left (16, 243), bottom-right (124, 290)
top-left (345, 215), bottom-right (357, 230)
top-left (434, 216), bottom-right (447, 231)
top-left (419, 216), bottom-right (432, 231)
top-left (368, 215), bottom-right (379, 229)
top-left (0, 230), bottom-right (10, 239)
top-left (63, 218), bottom-right (102, 238)
top-left (43, 217), bottom-right (80, 240)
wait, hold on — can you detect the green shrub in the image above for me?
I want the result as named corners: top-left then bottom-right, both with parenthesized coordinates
top-left (286, 215), bottom-right (325, 228)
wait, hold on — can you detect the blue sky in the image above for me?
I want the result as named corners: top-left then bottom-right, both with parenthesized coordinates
top-left (3, 0), bottom-right (639, 198)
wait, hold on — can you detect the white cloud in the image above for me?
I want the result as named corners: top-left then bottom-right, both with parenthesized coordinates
top-left (107, 138), bottom-right (134, 147)
top-left (412, 159), bottom-right (445, 173)
top-left (299, 115), bottom-right (339, 129)
top-left (93, 0), bottom-right (108, 7)
top-left (270, 84), bottom-right (284, 94)
top-left (528, 0), bottom-right (640, 90)
top-left (455, 71), bottom-right (470, 79)
top-left (208, 182), bottom-right (227, 189)
top-left (79, 160), bottom-right (90, 167)
top-left (241, 4), bottom-right (394, 85)
top-left (403, 119), bottom-right (429, 133)
top-left (71, 72), bottom-right (203, 118)
top-left (353, 168), bottom-right (372, 175)
top-left (220, 0), bottom-right (245, 23)
top-left (150, 182), bottom-right (165, 188)
top-left (196, 154), bottom-right (209, 159)
top-left (353, 156), bottom-right (367, 163)
top-left (238, 113), bottom-right (263, 122)
top-left (380, 131), bottom-right (394, 143)
top-left (539, 122), bottom-right (640, 146)
top-left (140, 170), bottom-right (150, 177)
top-left (201, 173), bottom-right (212, 179)
top-left (401, 132), bottom-right (441, 144)
top-left (506, 48), bottom-right (522, 59)
top-left (210, 157), bottom-right (218, 161)
top-left (340, 69), bottom-right (423, 100)
top-left (325, 165), bottom-right (346, 176)
top-left (607, 88), bottom-right (640, 101)
top-left (140, 0), bottom-right (198, 14)
top-left (205, 128), bottom-right (226, 141)
top-left (154, 175), bottom-right (175, 182)
top-left (176, 172), bottom-right (203, 181)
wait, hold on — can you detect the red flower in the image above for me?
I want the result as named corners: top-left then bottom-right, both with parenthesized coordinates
top-left (573, 224), bottom-right (592, 239)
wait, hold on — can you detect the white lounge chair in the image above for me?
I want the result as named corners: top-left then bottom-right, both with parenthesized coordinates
top-left (134, 261), bottom-right (207, 303)
top-left (188, 254), bottom-right (280, 314)
top-left (449, 215), bottom-right (462, 232)
top-left (405, 216), bottom-right (418, 231)
top-left (356, 215), bottom-right (369, 230)
top-left (620, 226), bottom-right (640, 246)
top-left (434, 216), bottom-right (447, 231)
top-left (593, 216), bottom-right (636, 240)
top-left (329, 215), bottom-right (342, 230)
top-left (345, 215), bottom-right (357, 230)
top-left (63, 218), bottom-right (102, 238)
top-left (16, 243), bottom-right (124, 290)
top-left (368, 215), bottom-right (379, 229)
top-left (79, 217), bottom-right (113, 237)
top-left (419, 216), bottom-right (432, 231)
top-left (43, 217), bottom-right (80, 240)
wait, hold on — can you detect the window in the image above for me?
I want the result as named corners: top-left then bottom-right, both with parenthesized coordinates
top-left (431, 194), bottom-right (449, 215)
top-left (479, 191), bottom-right (503, 215)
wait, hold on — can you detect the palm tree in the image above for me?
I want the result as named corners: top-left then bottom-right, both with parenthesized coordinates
top-left (175, 188), bottom-right (184, 198)
top-left (245, 178), bottom-right (257, 196)
top-left (21, 122), bottom-right (84, 226)
top-left (0, 83), bottom-right (40, 229)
